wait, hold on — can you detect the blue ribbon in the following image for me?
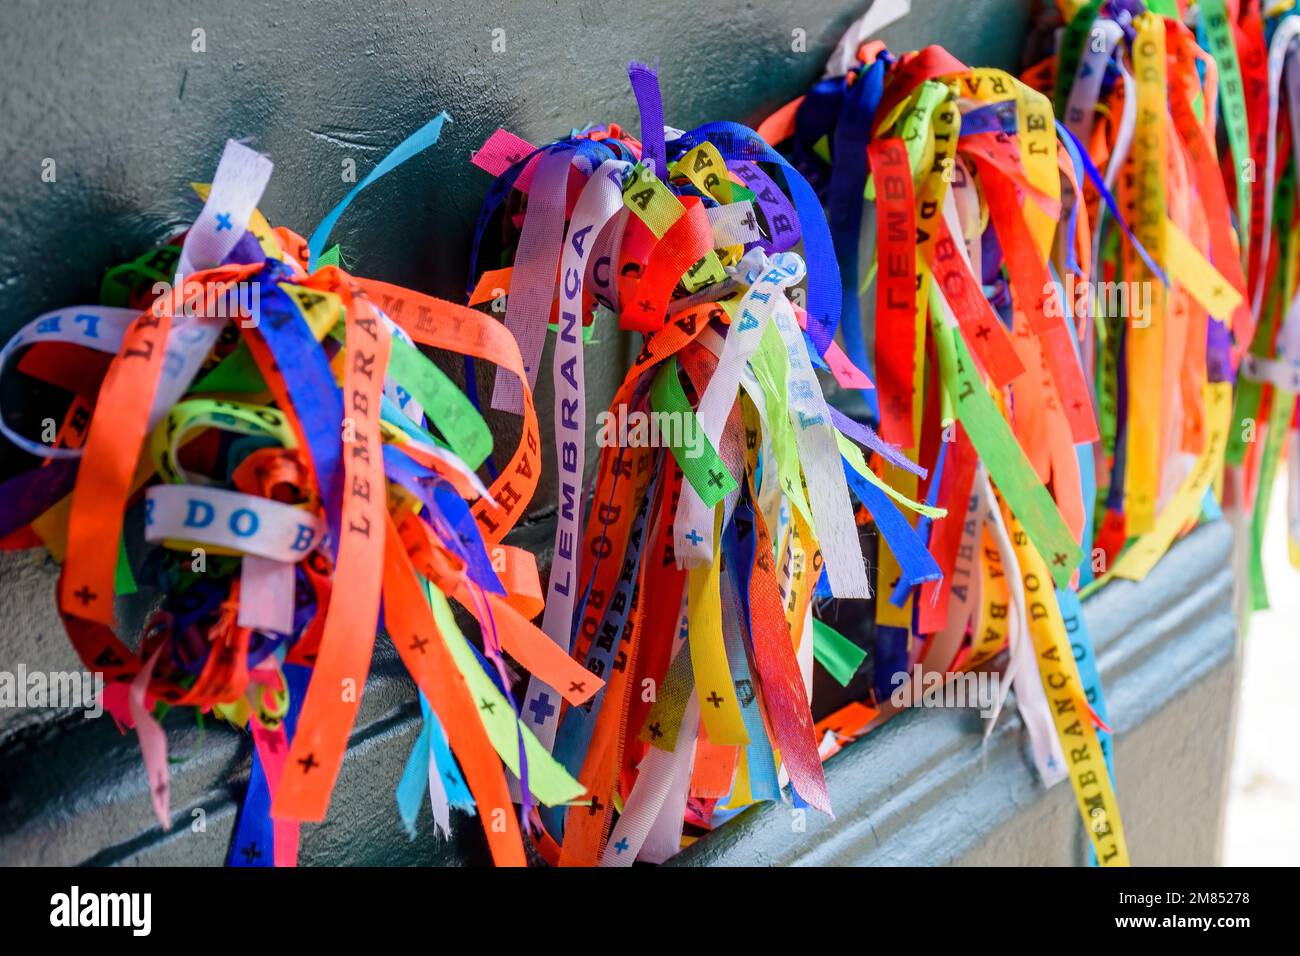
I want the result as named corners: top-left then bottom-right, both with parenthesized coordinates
top-left (228, 663), bottom-right (310, 867)
top-left (249, 271), bottom-right (345, 551)
top-left (722, 506), bottom-right (780, 802)
top-left (307, 113), bottom-right (453, 270)
top-left (841, 455), bottom-right (941, 598)
top-left (828, 60), bottom-right (886, 412)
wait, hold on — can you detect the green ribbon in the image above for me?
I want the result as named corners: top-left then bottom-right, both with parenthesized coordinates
top-left (1200, 0), bottom-right (1253, 254)
top-left (812, 617), bottom-right (867, 687)
top-left (1052, 0), bottom-right (1103, 116)
top-left (931, 285), bottom-right (1082, 587)
top-left (423, 580), bottom-right (584, 806)
top-left (387, 336), bottom-right (493, 470)
top-left (649, 356), bottom-right (736, 507)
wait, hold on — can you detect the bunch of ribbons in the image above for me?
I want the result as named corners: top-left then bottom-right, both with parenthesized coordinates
top-left (0, 121), bottom-right (605, 867)
top-left (472, 0), bottom-right (1298, 867)
top-left (470, 47), bottom-right (1122, 863)
top-left (464, 76), bottom-right (949, 863)
top-left (3, 0), bottom-right (1299, 869)
top-left (1034, 0), bottom-right (1300, 612)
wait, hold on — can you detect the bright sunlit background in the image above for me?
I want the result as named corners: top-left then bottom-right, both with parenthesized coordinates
top-left (1224, 475), bottom-right (1300, 865)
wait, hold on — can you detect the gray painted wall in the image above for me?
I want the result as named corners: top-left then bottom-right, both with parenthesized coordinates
top-left (0, 0), bottom-right (1033, 503)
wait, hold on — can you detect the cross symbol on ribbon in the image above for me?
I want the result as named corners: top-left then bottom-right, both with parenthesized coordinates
top-left (528, 692), bottom-right (556, 723)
